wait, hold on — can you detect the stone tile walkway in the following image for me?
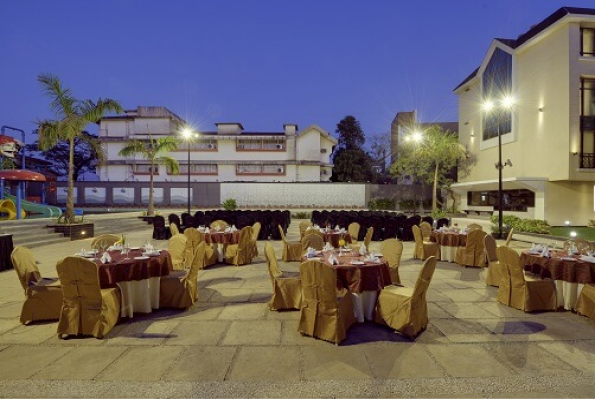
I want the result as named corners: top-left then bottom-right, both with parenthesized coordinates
top-left (0, 216), bottom-right (594, 398)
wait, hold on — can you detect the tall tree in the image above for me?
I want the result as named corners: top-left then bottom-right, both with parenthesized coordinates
top-left (118, 136), bottom-right (180, 216)
top-left (37, 73), bottom-right (122, 223)
top-left (331, 115), bottom-right (375, 182)
top-left (369, 133), bottom-right (392, 183)
top-left (390, 125), bottom-right (471, 211)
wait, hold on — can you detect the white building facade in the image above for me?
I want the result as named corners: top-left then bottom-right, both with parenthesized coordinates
top-left (97, 106), bottom-right (336, 183)
top-left (452, 7), bottom-right (595, 226)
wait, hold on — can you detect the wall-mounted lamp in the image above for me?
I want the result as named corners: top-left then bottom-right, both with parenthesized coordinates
top-left (565, 220), bottom-right (570, 226)
top-left (573, 152), bottom-right (578, 156)
top-left (538, 107), bottom-right (544, 112)
top-left (120, 188), bottom-right (126, 193)
top-left (504, 159), bottom-right (513, 167)
top-left (570, 231), bottom-right (577, 238)
top-left (92, 188), bottom-right (98, 193)
top-left (61, 188), bottom-right (68, 193)
top-left (464, 121), bottom-right (469, 126)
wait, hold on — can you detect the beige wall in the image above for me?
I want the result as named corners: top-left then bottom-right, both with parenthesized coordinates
top-left (546, 181), bottom-right (595, 225)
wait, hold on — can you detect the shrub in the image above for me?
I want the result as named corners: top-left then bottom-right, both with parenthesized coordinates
top-left (369, 198), bottom-right (395, 210)
top-left (222, 198), bottom-right (237, 210)
top-left (292, 211), bottom-right (310, 219)
top-left (490, 215), bottom-right (550, 234)
top-left (430, 209), bottom-right (448, 219)
top-left (399, 199), bottom-right (416, 213)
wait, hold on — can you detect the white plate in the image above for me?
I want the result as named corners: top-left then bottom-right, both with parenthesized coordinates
top-left (129, 247), bottom-right (140, 250)
top-left (134, 256), bottom-right (149, 261)
top-left (560, 257), bottom-right (576, 261)
top-left (371, 253), bottom-right (383, 258)
top-left (142, 252), bottom-right (160, 257)
top-left (350, 261), bottom-right (365, 265)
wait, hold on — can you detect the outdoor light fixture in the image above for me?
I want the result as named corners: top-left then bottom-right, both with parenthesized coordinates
top-left (565, 220), bottom-right (570, 226)
top-left (570, 231), bottom-right (577, 238)
top-left (181, 127), bottom-right (198, 214)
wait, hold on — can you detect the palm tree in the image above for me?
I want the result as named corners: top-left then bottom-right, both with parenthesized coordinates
top-left (118, 136), bottom-right (180, 216)
top-left (37, 73), bottom-right (122, 224)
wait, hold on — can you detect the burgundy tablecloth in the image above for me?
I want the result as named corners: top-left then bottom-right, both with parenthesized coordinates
top-left (520, 250), bottom-right (595, 284)
top-left (203, 232), bottom-right (240, 245)
top-left (98, 249), bottom-right (172, 288)
top-left (322, 232), bottom-right (352, 248)
top-left (430, 232), bottom-right (467, 247)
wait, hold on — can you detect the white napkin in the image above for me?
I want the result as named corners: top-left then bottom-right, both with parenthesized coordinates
top-left (324, 242), bottom-right (333, 251)
top-left (101, 252), bottom-right (112, 263)
top-left (359, 243), bottom-right (367, 256)
top-left (335, 225), bottom-right (340, 231)
top-left (541, 245), bottom-right (550, 258)
top-left (327, 253), bottom-right (339, 265)
top-left (306, 247), bottom-right (316, 258)
top-left (231, 225), bottom-right (237, 232)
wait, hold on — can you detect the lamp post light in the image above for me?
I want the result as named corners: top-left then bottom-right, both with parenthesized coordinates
top-left (483, 96), bottom-right (515, 239)
top-left (181, 128), bottom-right (197, 214)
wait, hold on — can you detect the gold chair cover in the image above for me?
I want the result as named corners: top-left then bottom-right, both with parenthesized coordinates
top-left (91, 234), bottom-right (121, 250)
top-left (484, 234), bottom-right (502, 287)
top-left (298, 260), bottom-right (355, 344)
top-left (576, 284), bottom-right (595, 322)
top-left (169, 222), bottom-right (180, 236)
top-left (468, 223), bottom-right (483, 232)
top-left (250, 222), bottom-right (261, 258)
top-left (211, 219), bottom-right (229, 230)
top-left (504, 227), bottom-right (514, 247)
top-left (380, 239), bottom-right (403, 285)
top-left (419, 221), bottom-right (432, 242)
top-left (279, 225), bottom-right (302, 262)
top-left (224, 226), bottom-right (253, 265)
top-left (11, 246), bottom-right (62, 325)
top-left (301, 233), bottom-right (324, 252)
top-left (454, 229), bottom-right (487, 267)
top-left (412, 225), bottom-right (439, 260)
top-left (160, 242), bottom-right (204, 309)
top-left (168, 234), bottom-right (188, 270)
top-left (264, 243), bottom-right (301, 310)
top-left (194, 230), bottom-right (218, 267)
top-left (56, 256), bottom-right (121, 339)
top-left (363, 227), bottom-right (373, 251)
top-left (375, 256), bottom-right (437, 339)
top-left (348, 222), bottom-right (360, 245)
top-left (497, 246), bottom-right (556, 312)
top-left (496, 245), bottom-right (512, 306)
top-left (299, 221), bottom-right (313, 238)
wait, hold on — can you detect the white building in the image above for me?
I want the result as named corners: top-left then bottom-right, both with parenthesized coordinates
top-left (97, 106), bottom-right (336, 183)
top-left (452, 6), bottom-right (595, 226)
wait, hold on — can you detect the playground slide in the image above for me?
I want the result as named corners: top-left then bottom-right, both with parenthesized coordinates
top-left (4, 195), bottom-right (63, 219)
top-left (0, 199), bottom-right (25, 220)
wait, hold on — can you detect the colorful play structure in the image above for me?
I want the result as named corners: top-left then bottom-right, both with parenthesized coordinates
top-left (0, 129), bottom-right (62, 220)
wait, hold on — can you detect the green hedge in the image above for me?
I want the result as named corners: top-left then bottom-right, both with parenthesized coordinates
top-left (369, 198), bottom-right (396, 210)
top-left (490, 215), bottom-right (550, 234)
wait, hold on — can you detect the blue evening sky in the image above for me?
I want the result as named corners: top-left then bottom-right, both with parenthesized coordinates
top-left (1, 0), bottom-right (594, 144)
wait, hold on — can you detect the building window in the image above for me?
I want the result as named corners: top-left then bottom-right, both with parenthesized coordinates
top-left (580, 78), bottom-right (595, 168)
top-left (467, 189), bottom-right (534, 211)
top-left (482, 48), bottom-right (513, 141)
top-left (168, 164), bottom-right (217, 175)
top-left (176, 138), bottom-right (217, 151)
top-left (581, 28), bottom-right (595, 57)
top-left (236, 138), bottom-right (285, 151)
top-left (132, 165), bottom-right (159, 175)
top-left (236, 164), bottom-right (285, 175)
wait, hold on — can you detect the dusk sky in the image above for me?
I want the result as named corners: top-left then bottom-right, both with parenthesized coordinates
top-left (2, 0), bottom-right (595, 145)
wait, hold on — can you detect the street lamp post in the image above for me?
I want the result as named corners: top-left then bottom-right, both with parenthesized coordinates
top-left (181, 128), bottom-right (196, 215)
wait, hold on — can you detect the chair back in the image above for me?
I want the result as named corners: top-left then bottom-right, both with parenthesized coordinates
top-left (264, 243), bottom-right (282, 284)
top-left (251, 222), bottom-right (262, 242)
top-left (168, 233), bottom-right (188, 270)
top-left (498, 245), bottom-right (525, 286)
top-left (183, 227), bottom-right (201, 266)
top-left (91, 234), bottom-right (121, 250)
top-left (419, 221), bottom-right (432, 241)
top-left (484, 234), bottom-right (498, 262)
top-left (504, 227), bottom-right (514, 246)
top-left (412, 225), bottom-right (423, 258)
top-left (278, 225), bottom-right (288, 243)
top-left (299, 221), bottom-right (313, 238)
top-left (348, 222), bottom-right (360, 242)
top-left (11, 246), bottom-right (41, 291)
top-left (468, 223), bottom-right (483, 232)
top-left (495, 246), bottom-right (513, 305)
top-left (363, 227), bottom-right (373, 250)
top-left (300, 260), bottom-right (339, 306)
top-left (186, 242), bottom-right (205, 298)
top-left (463, 229), bottom-right (487, 267)
top-left (211, 219), bottom-right (228, 231)
top-left (301, 233), bottom-right (324, 251)
top-left (380, 239), bottom-right (403, 284)
top-left (170, 223), bottom-right (180, 236)
top-left (411, 256), bottom-right (437, 309)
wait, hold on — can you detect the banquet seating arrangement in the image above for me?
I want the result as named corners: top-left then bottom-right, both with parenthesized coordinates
top-left (484, 234), bottom-right (502, 287)
top-left (90, 234), bottom-right (121, 250)
top-left (575, 284), bottom-right (595, 323)
top-left (496, 246), bottom-right (557, 312)
top-left (168, 234), bottom-right (189, 270)
top-left (348, 222), bottom-right (360, 246)
top-left (250, 222), bottom-right (262, 257)
top-left (419, 221), bottom-right (432, 242)
top-left (11, 246), bottom-right (62, 325)
top-left (298, 260), bottom-right (356, 345)
top-left (152, 215), bottom-right (171, 240)
top-left (380, 239), bottom-right (404, 285)
top-left (56, 256), bottom-right (121, 339)
top-left (264, 243), bottom-right (301, 311)
top-left (169, 222), bottom-right (180, 236)
top-left (504, 227), bottom-right (514, 246)
top-left (412, 225), bottom-right (439, 260)
top-left (223, 226), bottom-right (253, 266)
top-left (279, 225), bottom-right (302, 262)
top-left (454, 229), bottom-right (487, 268)
top-left (301, 233), bottom-right (324, 252)
top-left (159, 242), bottom-right (204, 309)
top-left (374, 256), bottom-right (436, 339)
top-left (299, 221), bottom-right (313, 238)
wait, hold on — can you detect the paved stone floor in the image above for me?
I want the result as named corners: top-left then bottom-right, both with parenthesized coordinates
top-left (1, 216), bottom-right (595, 398)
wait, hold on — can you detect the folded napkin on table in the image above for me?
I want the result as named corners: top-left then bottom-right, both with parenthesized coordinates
top-left (100, 252), bottom-right (112, 263)
top-left (359, 243), bottom-right (367, 256)
top-left (327, 253), bottom-right (339, 265)
top-left (305, 247), bottom-right (316, 258)
top-left (541, 246), bottom-right (550, 258)
top-left (580, 255), bottom-right (595, 263)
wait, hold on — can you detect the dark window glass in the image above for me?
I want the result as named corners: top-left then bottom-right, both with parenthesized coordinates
top-left (482, 48), bottom-right (513, 141)
top-left (581, 28), bottom-right (595, 57)
top-left (468, 189), bottom-right (534, 211)
top-left (580, 78), bottom-right (595, 168)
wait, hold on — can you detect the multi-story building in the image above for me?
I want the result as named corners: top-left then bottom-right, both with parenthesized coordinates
top-left (97, 106), bottom-right (336, 183)
top-left (452, 6), bottom-right (595, 226)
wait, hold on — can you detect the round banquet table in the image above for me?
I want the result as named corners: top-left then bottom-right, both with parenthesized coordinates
top-left (431, 231), bottom-right (467, 262)
top-left (521, 249), bottom-right (595, 310)
top-left (302, 249), bottom-right (391, 322)
top-left (97, 249), bottom-right (172, 318)
top-left (322, 232), bottom-right (352, 248)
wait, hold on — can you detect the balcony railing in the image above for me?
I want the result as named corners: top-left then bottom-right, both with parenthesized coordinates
top-left (580, 153), bottom-right (595, 169)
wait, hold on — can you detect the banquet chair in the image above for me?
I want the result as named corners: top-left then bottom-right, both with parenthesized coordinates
top-left (299, 221), bottom-right (313, 238)
top-left (380, 239), bottom-right (404, 285)
top-left (160, 242), bottom-right (204, 309)
top-left (194, 230), bottom-right (218, 267)
top-left (168, 234), bottom-right (189, 270)
top-left (419, 221), bottom-right (432, 242)
top-left (298, 260), bottom-right (356, 344)
top-left (454, 229), bottom-right (487, 268)
top-left (56, 256), bottom-right (121, 339)
top-left (210, 219), bottom-right (229, 231)
top-left (575, 284), bottom-right (595, 323)
top-left (467, 223), bottom-right (483, 232)
top-left (484, 234), bottom-right (502, 287)
top-left (496, 246), bottom-right (557, 312)
top-left (264, 243), bottom-right (301, 311)
top-left (250, 222), bottom-right (262, 258)
top-left (224, 226), bottom-right (253, 266)
top-left (152, 215), bottom-right (171, 240)
top-left (504, 227), bottom-right (514, 247)
top-left (348, 222), bottom-right (360, 246)
top-left (279, 225), bottom-right (302, 262)
top-left (11, 246), bottom-right (62, 325)
top-left (183, 228), bottom-right (202, 269)
top-left (91, 234), bottom-right (121, 250)
top-left (301, 233), bottom-right (324, 252)
top-left (412, 225), bottom-right (439, 260)
top-left (169, 222), bottom-right (180, 236)
top-left (374, 256), bottom-right (436, 340)
top-left (362, 227), bottom-right (373, 253)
